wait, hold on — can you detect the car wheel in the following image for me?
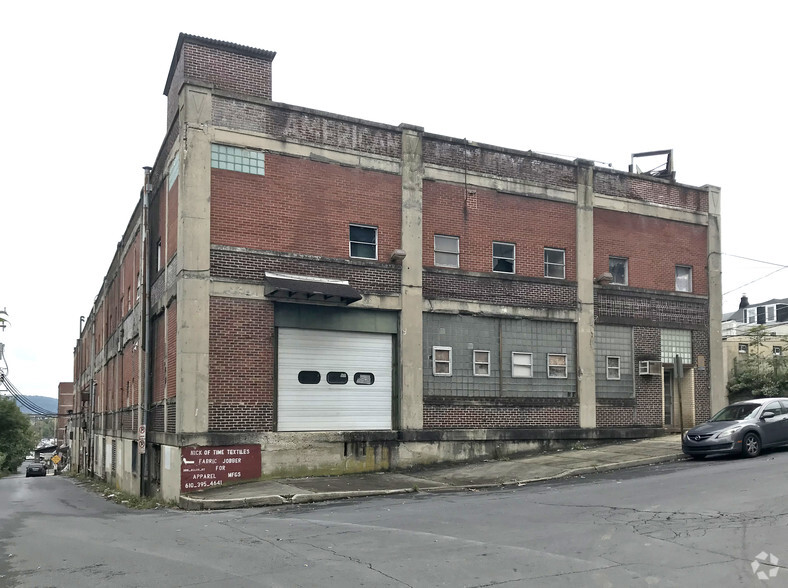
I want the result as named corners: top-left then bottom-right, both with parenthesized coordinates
top-left (25, 472), bottom-right (30, 477)
top-left (742, 432), bottom-right (761, 458)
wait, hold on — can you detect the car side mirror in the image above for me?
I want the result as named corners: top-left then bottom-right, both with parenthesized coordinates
top-left (761, 410), bottom-right (777, 420)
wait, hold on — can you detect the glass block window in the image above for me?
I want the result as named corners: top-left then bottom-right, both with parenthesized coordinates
top-left (211, 144), bottom-right (265, 176)
top-left (544, 248), bottom-right (566, 279)
top-left (512, 352), bottom-right (533, 378)
top-left (661, 329), bottom-right (692, 363)
top-left (168, 153), bottom-right (179, 189)
top-left (738, 343), bottom-right (749, 354)
top-left (473, 350), bottom-right (490, 376)
top-left (547, 353), bottom-right (568, 378)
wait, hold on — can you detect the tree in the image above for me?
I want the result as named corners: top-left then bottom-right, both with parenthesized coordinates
top-left (727, 325), bottom-right (788, 401)
top-left (0, 396), bottom-right (37, 473)
top-left (31, 417), bottom-right (56, 439)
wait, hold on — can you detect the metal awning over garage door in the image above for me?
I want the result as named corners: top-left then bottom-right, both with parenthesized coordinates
top-left (277, 328), bottom-right (392, 431)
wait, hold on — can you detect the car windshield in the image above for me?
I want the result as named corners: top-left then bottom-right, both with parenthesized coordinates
top-left (710, 403), bottom-right (760, 422)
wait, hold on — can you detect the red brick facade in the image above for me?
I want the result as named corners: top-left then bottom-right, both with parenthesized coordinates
top-left (422, 181), bottom-right (577, 280)
top-left (594, 208), bottom-right (708, 294)
top-left (211, 155), bottom-right (402, 259)
top-left (208, 297), bottom-right (274, 431)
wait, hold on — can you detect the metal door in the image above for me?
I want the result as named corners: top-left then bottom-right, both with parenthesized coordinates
top-left (277, 328), bottom-right (392, 431)
top-left (664, 370), bottom-right (674, 427)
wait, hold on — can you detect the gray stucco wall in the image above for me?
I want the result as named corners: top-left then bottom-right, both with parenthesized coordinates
top-left (423, 314), bottom-right (576, 399)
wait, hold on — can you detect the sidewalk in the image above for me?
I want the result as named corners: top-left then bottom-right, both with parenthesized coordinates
top-left (180, 434), bottom-right (685, 510)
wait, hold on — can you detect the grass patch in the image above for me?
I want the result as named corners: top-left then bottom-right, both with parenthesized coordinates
top-left (68, 472), bottom-right (178, 510)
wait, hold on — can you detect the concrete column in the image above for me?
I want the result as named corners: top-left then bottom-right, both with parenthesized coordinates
top-left (705, 185), bottom-right (725, 414)
top-left (176, 88), bottom-right (212, 434)
top-left (575, 160), bottom-right (597, 428)
top-left (399, 125), bottom-right (424, 429)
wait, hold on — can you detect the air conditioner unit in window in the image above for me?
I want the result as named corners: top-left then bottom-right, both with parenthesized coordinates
top-left (639, 360), bottom-right (662, 376)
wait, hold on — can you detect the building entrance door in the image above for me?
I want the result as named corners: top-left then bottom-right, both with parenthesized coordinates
top-left (664, 370), bottom-right (674, 428)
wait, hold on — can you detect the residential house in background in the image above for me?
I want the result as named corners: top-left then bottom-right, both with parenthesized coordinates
top-left (722, 295), bottom-right (788, 394)
top-left (70, 34), bottom-right (723, 500)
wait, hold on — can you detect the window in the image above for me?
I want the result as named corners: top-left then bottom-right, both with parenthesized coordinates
top-left (774, 346), bottom-right (783, 356)
top-left (492, 242), bottom-right (515, 273)
top-left (473, 350), bottom-right (491, 376)
top-left (211, 144), bottom-right (265, 176)
top-left (544, 248), bottom-right (565, 279)
top-left (432, 346), bottom-right (452, 376)
top-left (349, 224), bottom-right (377, 259)
top-left (326, 372), bottom-right (349, 384)
top-left (766, 305), bottom-right (777, 322)
top-left (609, 257), bottom-right (628, 286)
top-left (675, 265), bottom-right (692, 292)
top-left (354, 372), bottom-right (375, 385)
top-left (297, 371), bottom-right (321, 384)
top-left (156, 239), bottom-right (162, 272)
top-left (434, 235), bottom-right (459, 268)
top-left (606, 356), bottom-right (621, 380)
top-left (512, 352), bottom-right (533, 378)
top-left (547, 354), bottom-right (568, 379)
top-left (738, 343), bottom-right (749, 354)
top-left (746, 308), bottom-right (757, 324)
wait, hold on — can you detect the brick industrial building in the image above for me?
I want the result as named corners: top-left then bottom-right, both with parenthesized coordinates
top-left (70, 34), bottom-right (723, 499)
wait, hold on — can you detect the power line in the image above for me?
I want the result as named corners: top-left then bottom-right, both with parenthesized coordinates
top-left (723, 266), bottom-right (788, 297)
top-left (722, 253), bottom-right (788, 268)
top-left (0, 375), bottom-right (66, 417)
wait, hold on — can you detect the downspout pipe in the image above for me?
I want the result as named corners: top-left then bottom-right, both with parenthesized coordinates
top-left (141, 166), bottom-right (153, 496)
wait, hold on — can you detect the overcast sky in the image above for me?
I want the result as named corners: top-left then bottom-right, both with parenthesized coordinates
top-left (1, 1), bottom-right (786, 400)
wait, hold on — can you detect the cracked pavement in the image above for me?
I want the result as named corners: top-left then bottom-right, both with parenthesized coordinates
top-left (4, 450), bottom-right (788, 586)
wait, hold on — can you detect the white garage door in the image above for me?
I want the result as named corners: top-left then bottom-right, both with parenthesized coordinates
top-left (277, 328), bottom-right (392, 431)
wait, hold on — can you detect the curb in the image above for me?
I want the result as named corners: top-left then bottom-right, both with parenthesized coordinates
top-left (180, 452), bottom-right (686, 510)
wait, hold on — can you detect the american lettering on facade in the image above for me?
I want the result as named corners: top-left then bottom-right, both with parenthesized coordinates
top-left (69, 34), bottom-right (723, 501)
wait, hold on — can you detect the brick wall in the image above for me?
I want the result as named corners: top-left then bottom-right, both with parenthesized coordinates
top-left (594, 208), bottom-right (708, 294)
top-left (179, 39), bottom-right (272, 101)
top-left (211, 249), bottom-right (401, 296)
top-left (424, 404), bottom-right (579, 428)
top-left (208, 297), bottom-right (274, 431)
top-left (423, 270), bottom-right (576, 309)
top-left (423, 181), bottom-right (577, 280)
top-left (594, 169), bottom-right (709, 213)
top-left (597, 326), bottom-right (663, 426)
top-left (596, 290), bottom-right (708, 328)
top-left (211, 155), bottom-right (402, 260)
top-left (692, 329), bottom-right (711, 421)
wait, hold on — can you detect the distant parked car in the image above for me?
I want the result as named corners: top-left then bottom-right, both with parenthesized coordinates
top-left (682, 398), bottom-right (788, 459)
top-left (25, 463), bottom-right (46, 477)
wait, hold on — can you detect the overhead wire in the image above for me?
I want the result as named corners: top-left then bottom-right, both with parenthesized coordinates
top-left (721, 252), bottom-right (788, 296)
top-left (0, 375), bottom-right (67, 417)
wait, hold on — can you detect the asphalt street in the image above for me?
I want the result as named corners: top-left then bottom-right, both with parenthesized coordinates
top-left (2, 453), bottom-right (788, 587)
